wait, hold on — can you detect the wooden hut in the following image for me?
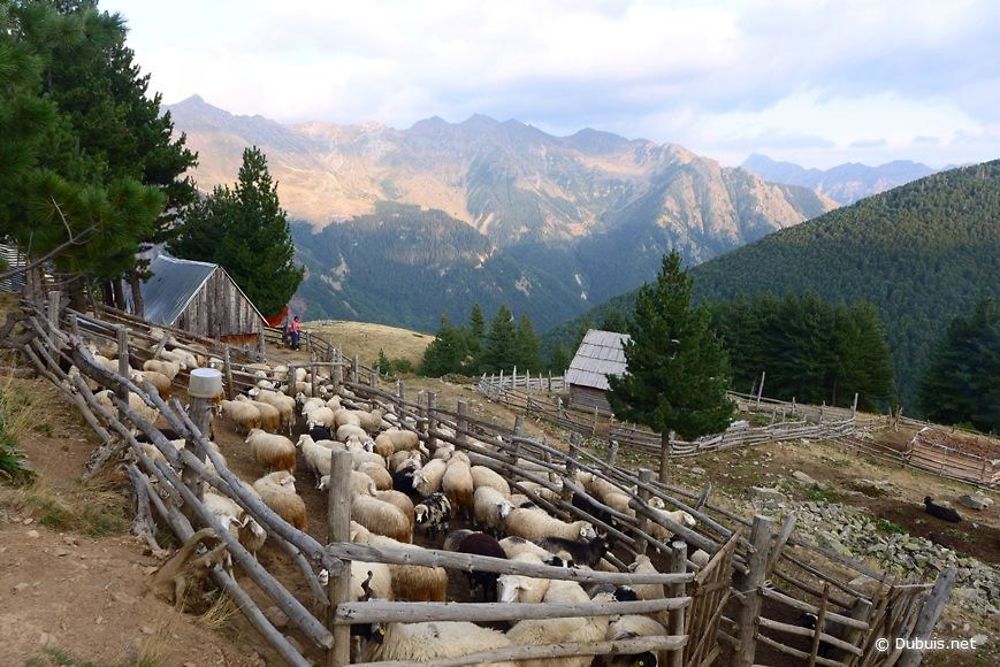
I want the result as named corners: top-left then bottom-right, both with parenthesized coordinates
top-left (565, 329), bottom-right (630, 413)
top-left (135, 253), bottom-right (265, 345)
top-left (905, 426), bottom-right (1000, 485)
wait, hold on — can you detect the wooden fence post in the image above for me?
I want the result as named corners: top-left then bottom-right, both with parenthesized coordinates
top-left (548, 371), bottom-right (552, 392)
top-left (756, 371), bottom-right (766, 408)
top-left (286, 364), bottom-right (297, 397)
top-left (351, 355), bottom-right (359, 383)
top-left (457, 401), bottom-right (469, 446)
top-left (256, 329), bottom-right (265, 361)
top-left (592, 405), bottom-right (599, 435)
top-left (115, 325), bottom-right (130, 421)
top-left (513, 415), bottom-right (524, 436)
top-left (223, 347), bottom-right (235, 400)
top-left (851, 393), bottom-right (859, 419)
top-left (181, 371), bottom-right (218, 524)
top-left (332, 361), bottom-right (343, 391)
top-left (369, 368), bottom-right (377, 388)
top-left (634, 469), bottom-right (653, 555)
top-left (47, 290), bottom-right (61, 335)
top-left (499, 369), bottom-right (504, 389)
top-left (732, 515), bottom-right (774, 667)
top-left (327, 449), bottom-right (353, 667)
top-left (607, 440), bottom-right (619, 466)
top-left (840, 597), bottom-right (872, 659)
top-left (426, 393), bottom-right (438, 453)
top-left (668, 540), bottom-right (688, 667)
top-left (898, 568), bottom-right (958, 667)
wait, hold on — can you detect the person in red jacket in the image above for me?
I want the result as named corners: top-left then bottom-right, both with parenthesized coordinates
top-left (289, 316), bottom-right (302, 350)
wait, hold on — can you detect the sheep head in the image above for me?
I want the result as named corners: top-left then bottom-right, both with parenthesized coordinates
top-left (414, 505), bottom-right (428, 524)
top-left (579, 522), bottom-right (598, 541)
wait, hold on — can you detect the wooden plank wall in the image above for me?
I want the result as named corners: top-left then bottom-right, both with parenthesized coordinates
top-left (569, 384), bottom-right (612, 413)
top-left (175, 268), bottom-right (263, 339)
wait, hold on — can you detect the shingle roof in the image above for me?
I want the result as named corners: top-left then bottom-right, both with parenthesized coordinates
top-left (140, 254), bottom-right (217, 326)
top-left (565, 329), bottom-right (631, 391)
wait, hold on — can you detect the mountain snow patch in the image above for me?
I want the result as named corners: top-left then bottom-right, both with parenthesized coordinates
top-left (515, 275), bottom-right (532, 297)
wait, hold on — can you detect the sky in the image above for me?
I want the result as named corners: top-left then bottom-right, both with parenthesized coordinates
top-left (104, 0), bottom-right (1000, 169)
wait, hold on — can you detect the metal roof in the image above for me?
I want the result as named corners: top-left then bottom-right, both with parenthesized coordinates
top-left (140, 254), bottom-right (218, 326)
top-left (565, 329), bottom-right (631, 391)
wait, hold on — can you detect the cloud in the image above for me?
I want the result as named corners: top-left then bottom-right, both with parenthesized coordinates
top-left (106, 0), bottom-right (1000, 168)
top-left (850, 139), bottom-right (889, 149)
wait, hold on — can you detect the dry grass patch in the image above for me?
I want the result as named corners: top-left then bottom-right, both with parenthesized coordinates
top-left (307, 319), bottom-right (433, 368)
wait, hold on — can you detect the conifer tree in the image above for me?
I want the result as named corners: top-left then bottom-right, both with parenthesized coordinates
top-left (515, 315), bottom-right (542, 371)
top-left (918, 299), bottom-right (1000, 432)
top-left (170, 146), bottom-right (303, 316)
top-left (607, 251), bottom-right (734, 480)
top-left (420, 315), bottom-right (468, 377)
top-left (600, 309), bottom-right (628, 333)
top-left (480, 305), bottom-right (518, 373)
top-left (549, 344), bottom-right (572, 373)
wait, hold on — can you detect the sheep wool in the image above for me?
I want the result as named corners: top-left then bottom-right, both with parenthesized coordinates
top-left (412, 458), bottom-right (447, 497)
top-left (473, 486), bottom-right (513, 533)
top-left (470, 466), bottom-right (511, 497)
top-left (236, 396), bottom-right (281, 432)
top-left (352, 495), bottom-right (412, 543)
top-left (252, 471), bottom-right (307, 530)
top-left (374, 490), bottom-right (416, 526)
top-left (358, 461), bottom-right (393, 490)
top-left (503, 508), bottom-right (597, 542)
top-left (219, 399), bottom-right (261, 434)
top-left (362, 621), bottom-right (514, 666)
top-left (442, 456), bottom-right (474, 519)
top-left (245, 429), bottom-right (296, 472)
top-left (353, 532), bottom-right (447, 602)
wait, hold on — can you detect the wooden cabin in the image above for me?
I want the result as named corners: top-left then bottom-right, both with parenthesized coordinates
top-left (565, 329), bottom-right (630, 413)
top-left (135, 253), bottom-right (265, 345)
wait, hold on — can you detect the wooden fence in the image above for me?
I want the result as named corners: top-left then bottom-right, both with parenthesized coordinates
top-left (5, 293), bottom-right (960, 666)
top-left (481, 369), bottom-right (566, 392)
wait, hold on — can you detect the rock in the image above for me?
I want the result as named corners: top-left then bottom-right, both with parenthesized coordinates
top-left (690, 466), bottom-right (706, 476)
top-left (971, 633), bottom-right (989, 647)
top-left (53, 547), bottom-right (70, 557)
top-left (26, 529), bottom-right (40, 539)
top-left (792, 470), bottom-right (817, 486)
top-left (263, 605), bottom-right (289, 629)
top-left (13, 582), bottom-right (30, 593)
top-left (818, 531), bottom-right (852, 558)
top-left (750, 486), bottom-right (786, 502)
top-left (958, 494), bottom-right (991, 511)
top-left (140, 625), bottom-right (155, 635)
top-left (848, 575), bottom-right (882, 597)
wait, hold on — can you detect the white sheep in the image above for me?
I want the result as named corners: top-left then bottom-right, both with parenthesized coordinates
top-left (336, 423), bottom-right (368, 442)
top-left (252, 471), bottom-right (306, 530)
top-left (497, 552), bottom-right (552, 604)
top-left (95, 390), bottom-right (159, 426)
top-left (412, 458), bottom-right (447, 497)
top-left (627, 554), bottom-right (664, 601)
top-left (247, 388), bottom-right (295, 432)
top-left (360, 621), bottom-right (514, 666)
top-left (219, 399), bottom-right (261, 434)
top-left (245, 428), bottom-right (296, 472)
top-left (352, 495), bottom-right (412, 543)
top-left (334, 408), bottom-right (361, 428)
top-left (375, 429), bottom-right (421, 454)
top-left (352, 529), bottom-right (447, 601)
top-left (443, 454), bottom-right (474, 519)
top-left (473, 486), bottom-right (513, 533)
top-left (503, 508), bottom-right (597, 543)
top-left (235, 395), bottom-right (281, 432)
top-left (357, 461), bottom-right (392, 490)
top-left (296, 434), bottom-right (333, 482)
top-left (317, 470), bottom-right (378, 497)
top-left (647, 508), bottom-right (697, 543)
top-left (142, 359), bottom-right (179, 381)
top-left (374, 490), bottom-right (416, 526)
top-left (203, 490), bottom-right (267, 559)
top-left (471, 466), bottom-right (511, 497)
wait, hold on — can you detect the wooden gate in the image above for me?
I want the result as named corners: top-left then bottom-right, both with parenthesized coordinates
top-left (685, 533), bottom-right (740, 666)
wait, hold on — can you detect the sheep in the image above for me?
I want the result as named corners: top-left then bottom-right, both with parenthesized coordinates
top-left (647, 508), bottom-right (697, 543)
top-left (443, 454), bottom-right (474, 519)
top-left (471, 466), bottom-right (511, 497)
top-left (334, 408), bottom-right (361, 428)
top-left (347, 445), bottom-right (386, 470)
top-left (603, 615), bottom-right (666, 667)
top-left (412, 458), bottom-right (447, 497)
top-left (691, 549), bottom-right (710, 568)
top-left (252, 471), bottom-right (306, 530)
top-left (390, 449), bottom-right (421, 472)
top-left (473, 486), bottom-right (513, 534)
top-left (325, 395), bottom-right (342, 410)
top-left (307, 406), bottom-right (336, 429)
top-left (142, 358), bottom-right (180, 381)
top-left (219, 399), bottom-right (261, 434)
top-left (352, 529), bottom-right (448, 602)
top-left (203, 490), bottom-right (267, 559)
top-left (627, 554), bottom-right (664, 601)
top-left (352, 494), bottom-right (412, 543)
top-left (337, 423), bottom-right (368, 442)
top-left (355, 407), bottom-right (385, 434)
top-left (235, 395), bottom-right (281, 432)
top-left (535, 534), bottom-right (609, 568)
top-left (504, 508), bottom-right (598, 543)
top-left (296, 434), bottom-right (333, 482)
top-left (349, 559), bottom-right (394, 602)
top-left (131, 369), bottom-right (173, 399)
top-left (248, 389), bottom-right (296, 432)
top-left (496, 552), bottom-right (553, 603)
top-left (374, 490), bottom-right (416, 527)
top-left (499, 536), bottom-right (560, 561)
top-left (317, 470), bottom-right (378, 497)
top-left (360, 621), bottom-right (514, 666)
top-left (95, 390), bottom-right (159, 426)
top-left (358, 461), bottom-right (393, 490)
top-left (443, 529), bottom-right (508, 601)
top-left (413, 492), bottom-right (452, 538)
top-left (924, 497), bottom-right (962, 523)
top-left (305, 424), bottom-right (332, 441)
top-left (376, 429), bottom-right (420, 453)
top-left (246, 429), bottom-right (296, 472)
top-left (506, 586), bottom-right (635, 667)
top-left (300, 395), bottom-right (326, 415)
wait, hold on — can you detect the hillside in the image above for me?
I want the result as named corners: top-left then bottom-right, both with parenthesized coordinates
top-left (545, 161), bottom-right (1000, 409)
top-left (742, 154), bottom-right (936, 204)
top-left (169, 96), bottom-right (834, 330)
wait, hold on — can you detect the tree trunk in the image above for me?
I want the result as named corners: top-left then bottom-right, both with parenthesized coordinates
top-left (68, 275), bottom-right (87, 311)
top-left (112, 278), bottom-right (126, 311)
top-left (102, 281), bottom-right (115, 308)
top-left (659, 431), bottom-right (673, 483)
top-left (128, 269), bottom-right (144, 318)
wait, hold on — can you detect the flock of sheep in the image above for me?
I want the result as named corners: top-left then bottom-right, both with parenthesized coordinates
top-left (79, 332), bottom-right (704, 667)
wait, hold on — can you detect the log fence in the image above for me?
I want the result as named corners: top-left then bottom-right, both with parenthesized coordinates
top-left (5, 295), bottom-right (960, 666)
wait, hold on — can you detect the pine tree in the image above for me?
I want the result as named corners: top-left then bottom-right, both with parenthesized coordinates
top-left (607, 251), bottom-right (734, 480)
top-left (480, 305), bottom-right (518, 373)
top-left (918, 299), bottom-right (1000, 432)
top-left (466, 303), bottom-right (485, 371)
top-left (600, 309), bottom-right (628, 333)
top-left (420, 315), bottom-right (469, 377)
top-left (376, 348), bottom-right (393, 378)
top-left (170, 146), bottom-right (303, 317)
top-left (515, 315), bottom-right (542, 371)
top-left (549, 344), bottom-right (572, 373)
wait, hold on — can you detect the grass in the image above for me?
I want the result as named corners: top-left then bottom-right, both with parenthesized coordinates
top-left (307, 319), bottom-right (433, 368)
top-left (805, 484), bottom-right (840, 503)
top-left (0, 381), bottom-right (36, 484)
top-left (24, 645), bottom-right (165, 667)
top-left (0, 480), bottom-right (127, 537)
top-left (199, 593), bottom-right (240, 631)
top-left (875, 518), bottom-right (907, 534)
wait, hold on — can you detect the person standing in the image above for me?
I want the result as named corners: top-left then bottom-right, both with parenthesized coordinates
top-left (290, 315), bottom-right (302, 350)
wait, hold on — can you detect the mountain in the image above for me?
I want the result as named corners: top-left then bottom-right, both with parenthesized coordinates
top-left (545, 161), bottom-right (1000, 410)
top-left (742, 154), bottom-right (936, 204)
top-left (168, 95), bottom-right (834, 331)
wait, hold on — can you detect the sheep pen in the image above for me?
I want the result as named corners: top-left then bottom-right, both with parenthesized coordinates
top-left (5, 293), bottom-right (958, 667)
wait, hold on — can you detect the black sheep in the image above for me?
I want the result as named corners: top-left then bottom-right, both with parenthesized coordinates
top-left (307, 425), bottom-right (332, 442)
top-left (414, 492), bottom-right (452, 538)
top-left (572, 491), bottom-right (617, 528)
top-left (924, 497), bottom-right (962, 523)
top-left (443, 529), bottom-right (508, 602)
top-left (535, 534), bottom-right (610, 568)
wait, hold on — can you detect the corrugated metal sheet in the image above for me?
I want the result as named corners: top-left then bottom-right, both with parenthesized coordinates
top-left (140, 254), bottom-right (216, 327)
top-left (564, 329), bottom-right (631, 391)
